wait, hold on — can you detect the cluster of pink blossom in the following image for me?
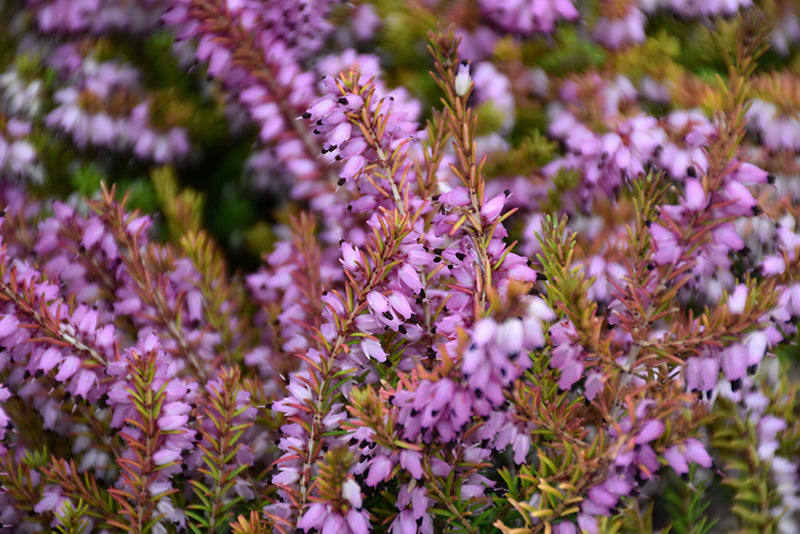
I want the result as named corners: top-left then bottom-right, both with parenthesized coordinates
top-left (44, 49), bottom-right (190, 162)
top-left (641, 0), bottom-right (752, 16)
top-left (747, 99), bottom-right (800, 153)
top-left (0, 0), bottom-right (799, 533)
top-left (478, 0), bottom-right (579, 35)
top-left (27, 0), bottom-right (170, 34)
top-left (0, 119), bottom-right (38, 181)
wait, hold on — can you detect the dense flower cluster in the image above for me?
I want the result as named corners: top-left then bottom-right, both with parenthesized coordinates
top-left (0, 1), bottom-right (799, 534)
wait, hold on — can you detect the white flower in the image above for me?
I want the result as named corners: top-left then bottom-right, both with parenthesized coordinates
top-left (454, 61), bottom-right (471, 97)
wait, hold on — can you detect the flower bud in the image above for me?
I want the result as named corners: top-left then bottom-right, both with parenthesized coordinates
top-left (454, 61), bottom-right (471, 97)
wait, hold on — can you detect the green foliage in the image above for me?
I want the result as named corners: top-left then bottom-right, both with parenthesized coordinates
top-left (185, 370), bottom-right (262, 534)
top-left (710, 397), bottom-right (780, 534)
top-left (70, 163), bottom-right (106, 198)
top-left (54, 499), bottom-right (92, 534)
top-left (485, 130), bottom-right (558, 179)
top-left (658, 468), bottom-right (719, 534)
top-left (523, 26), bottom-right (606, 75)
top-left (612, 31), bottom-right (682, 82)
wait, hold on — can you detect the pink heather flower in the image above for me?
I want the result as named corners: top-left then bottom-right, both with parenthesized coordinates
top-left (341, 478), bottom-right (363, 510)
top-left (481, 192), bottom-right (507, 221)
top-left (746, 99), bottom-right (800, 152)
top-left (439, 187), bottom-right (470, 207)
top-left (340, 155), bottom-right (366, 181)
top-left (367, 291), bottom-right (390, 314)
top-left (728, 284), bottom-right (748, 315)
top-left (762, 255), bottom-right (786, 275)
top-left (480, 0), bottom-right (579, 35)
top-left (734, 162), bottom-right (769, 184)
top-left (360, 337), bottom-right (387, 362)
top-left (34, 489), bottom-right (69, 515)
top-left (578, 513), bottom-right (599, 534)
top-left (298, 503), bottom-right (328, 531)
top-left (341, 242), bottom-right (363, 271)
top-left (712, 223), bottom-right (744, 250)
top-left (399, 450), bottom-right (423, 479)
top-left (158, 413), bottom-right (189, 432)
top-left (69, 369), bottom-right (98, 398)
top-left (684, 179), bottom-right (708, 212)
top-left (460, 474), bottom-right (494, 500)
top-left (0, 315), bottom-right (19, 337)
top-left (593, 7), bottom-right (646, 50)
top-left (54, 356), bottom-right (81, 382)
top-left (366, 455), bottom-right (394, 487)
top-left (745, 331), bottom-right (769, 368)
top-left (635, 420), bottom-right (665, 445)
top-left (391, 510), bottom-right (418, 534)
top-left (684, 357), bottom-right (715, 395)
top-left (558, 359), bottom-right (584, 390)
top-left (472, 62), bottom-right (514, 130)
top-left (345, 509), bottom-right (370, 534)
top-left (584, 371), bottom-right (605, 401)
top-left (153, 448), bottom-right (181, 466)
top-left (553, 522), bottom-right (578, 534)
top-left (720, 343), bottom-right (748, 384)
top-left (650, 224), bottom-right (682, 265)
top-left (387, 292), bottom-right (412, 320)
top-left (663, 438), bottom-right (713, 475)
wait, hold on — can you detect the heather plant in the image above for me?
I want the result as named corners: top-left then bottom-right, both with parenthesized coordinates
top-left (0, 1), bottom-right (800, 534)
